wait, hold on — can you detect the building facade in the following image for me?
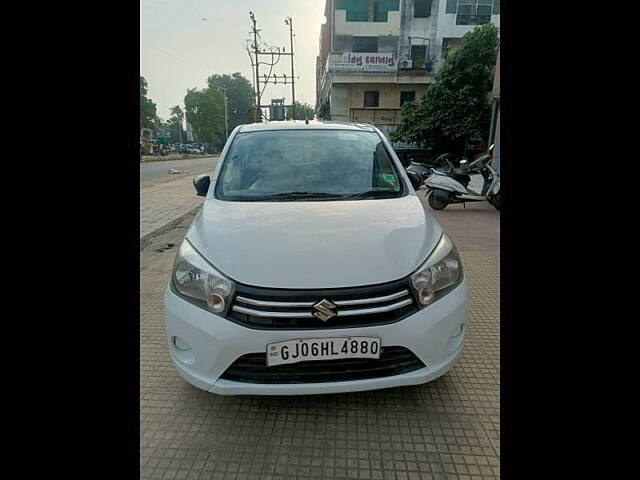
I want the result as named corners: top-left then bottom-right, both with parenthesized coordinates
top-left (316, 0), bottom-right (500, 140)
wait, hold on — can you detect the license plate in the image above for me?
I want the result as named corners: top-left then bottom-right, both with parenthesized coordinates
top-left (266, 337), bottom-right (381, 367)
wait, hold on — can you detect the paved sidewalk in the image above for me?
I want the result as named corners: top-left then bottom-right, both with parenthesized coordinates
top-left (140, 195), bottom-right (500, 480)
top-left (140, 175), bottom-right (205, 243)
top-left (417, 188), bottom-right (499, 254)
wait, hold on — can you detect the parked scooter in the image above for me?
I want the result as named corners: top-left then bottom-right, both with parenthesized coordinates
top-left (406, 153), bottom-right (453, 190)
top-left (424, 145), bottom-right (501, 211)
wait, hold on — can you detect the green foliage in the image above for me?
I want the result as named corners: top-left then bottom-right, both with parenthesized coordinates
top-left (286, 101), bottom-right (315, 121)
top-left (206, 73), bottom-right (256, 131)
top-left (184, 88), bottom-right (226, 146)
top-left (169, 105), bottom-right (186, 143)
top-left (317, 101), bottom-right (330, 120)
top-left (391, 23), bottom-right (499, 155)
top-left (140, 76), bottom-right (158, 130)
top-left (170, 105), bottom-right (184, 123)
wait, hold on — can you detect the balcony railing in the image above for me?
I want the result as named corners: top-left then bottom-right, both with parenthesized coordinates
top-left (350, 108), bottom-right (402, 125)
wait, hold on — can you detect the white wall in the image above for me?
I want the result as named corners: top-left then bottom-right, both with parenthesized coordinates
top-left (330, 85), bottom-right (349, 116)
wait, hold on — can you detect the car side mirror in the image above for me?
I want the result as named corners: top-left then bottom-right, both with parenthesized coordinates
top-left (193, 174), bottom-right (210, 197)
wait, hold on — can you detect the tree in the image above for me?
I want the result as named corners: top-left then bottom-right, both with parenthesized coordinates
top-left (170, 105), bottom-right (184, 123)
top-left (206, 73), bottom-right (255, 131)
top-left (184, 88), bottom-right (226, 146)
top-left (140, 76), bottom-right (158, 130)
top-left (391, 23), bottom-right (499, 156)
top-left (286, 101), bottom-right (315, 120)
top-left (317, 101), bottom-right (330, 120)
top-left (169, 105), bottom-right (185, 143)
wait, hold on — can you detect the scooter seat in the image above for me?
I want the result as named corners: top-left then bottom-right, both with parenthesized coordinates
top-left (453, 173), bottom-right (471, 187)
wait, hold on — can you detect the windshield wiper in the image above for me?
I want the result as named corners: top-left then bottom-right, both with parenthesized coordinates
top-left (266, 192), bottom-right (346, 200)
top-left (347, 190), bottom-right (399, 199)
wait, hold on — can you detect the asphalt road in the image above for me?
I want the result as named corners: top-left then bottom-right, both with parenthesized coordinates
top-left (139, 156), bottom-right (219, 186)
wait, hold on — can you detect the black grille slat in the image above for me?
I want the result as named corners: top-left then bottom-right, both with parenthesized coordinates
top-left (229, 356), bottom-right (418, 372)
top-left (220, 346), bottom-right (426, 384)
top-left (228, 278), bottom-right (419, 330)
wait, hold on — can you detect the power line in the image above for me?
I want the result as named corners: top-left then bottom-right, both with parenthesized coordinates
top-left (140, 41), bottom-right (213, 70)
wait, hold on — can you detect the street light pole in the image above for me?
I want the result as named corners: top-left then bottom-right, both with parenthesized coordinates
top-left (223, 90), bottom-right (228, 141)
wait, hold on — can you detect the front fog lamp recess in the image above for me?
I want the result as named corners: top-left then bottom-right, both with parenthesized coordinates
top-left (173, 336), bottom-right (191, 351)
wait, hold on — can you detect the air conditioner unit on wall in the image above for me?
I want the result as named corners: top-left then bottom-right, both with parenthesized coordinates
top-left (399, 57), bottom-right (413, 69)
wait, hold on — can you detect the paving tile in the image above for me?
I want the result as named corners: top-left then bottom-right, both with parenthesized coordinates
top-left (140, 193), bottom-right (500, 480)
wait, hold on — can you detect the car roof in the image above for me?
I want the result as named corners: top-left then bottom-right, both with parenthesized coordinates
top-left (237, 120), bottom-right (377, 134)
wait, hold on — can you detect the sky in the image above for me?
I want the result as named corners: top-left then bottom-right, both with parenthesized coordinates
top-left (140, 0), bottom-right (326, 121)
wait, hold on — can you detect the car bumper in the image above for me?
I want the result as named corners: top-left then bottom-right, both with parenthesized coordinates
top-left (164, 277), bottom-right (469, 395)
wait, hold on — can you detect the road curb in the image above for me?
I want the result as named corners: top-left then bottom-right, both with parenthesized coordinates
top-left (141, 155), bottom-right (219, 163)
top-left (140, 204), bottom-right (202, 250)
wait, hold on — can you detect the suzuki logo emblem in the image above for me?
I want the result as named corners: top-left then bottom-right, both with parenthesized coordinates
top-left (312, 298), bottom-right (337, 322)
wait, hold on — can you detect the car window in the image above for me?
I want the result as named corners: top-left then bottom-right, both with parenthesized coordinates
top-left (216, 130), bottom-right (404, 201)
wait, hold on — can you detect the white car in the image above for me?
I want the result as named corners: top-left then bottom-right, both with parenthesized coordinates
top-left (164, 121), bottom-right (469, 395)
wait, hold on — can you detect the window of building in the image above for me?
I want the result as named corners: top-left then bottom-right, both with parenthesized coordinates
top-left (336, 0), bottom-right (400, 23)
top-left (442, 38), bottom-right (462, 60)
top-left (400, 91), bottom-right (416, 106)
top-left (364, 91), bottom-right (380, 107)
top-left (353, 36), bottom-right (378, 52)
top-left (411, 45), bottom-right (427, 69)
top-left (414, 0), bottom-right (432, 18)
top-left (455, 0), bottom-right (495, 25)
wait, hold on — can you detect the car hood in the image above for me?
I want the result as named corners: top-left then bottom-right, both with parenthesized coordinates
top-left (186, 195), bottom-right (442, 289)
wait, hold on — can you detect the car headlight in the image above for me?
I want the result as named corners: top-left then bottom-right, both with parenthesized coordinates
top-left (171, 239), bottom-right (235, 316)
top-left (410, 232), bottom-right (463, 307)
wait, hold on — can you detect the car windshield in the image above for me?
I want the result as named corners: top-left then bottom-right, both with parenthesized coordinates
top-left (216, 129), bottom-right (404, 201)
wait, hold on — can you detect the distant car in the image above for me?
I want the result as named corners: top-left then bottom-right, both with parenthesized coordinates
top-left (180, 144), bottom-right (200, 154)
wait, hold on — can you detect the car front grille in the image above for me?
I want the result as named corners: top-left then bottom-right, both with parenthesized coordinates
top-left (219, 346), bottom-right (426, 384)
top-left (227, 278), bottom-right (419, 330)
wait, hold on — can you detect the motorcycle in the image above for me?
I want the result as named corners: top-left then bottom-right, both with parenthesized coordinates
top-left (424, 145), bottom-right (501, 211)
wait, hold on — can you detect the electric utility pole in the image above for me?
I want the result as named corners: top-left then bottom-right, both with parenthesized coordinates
top-left (285, 16), bottom-right (296, 119)
top-left (250, 11), bottom-right (261, 119)
top-left (248, 12), bottom-right (298, 121)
